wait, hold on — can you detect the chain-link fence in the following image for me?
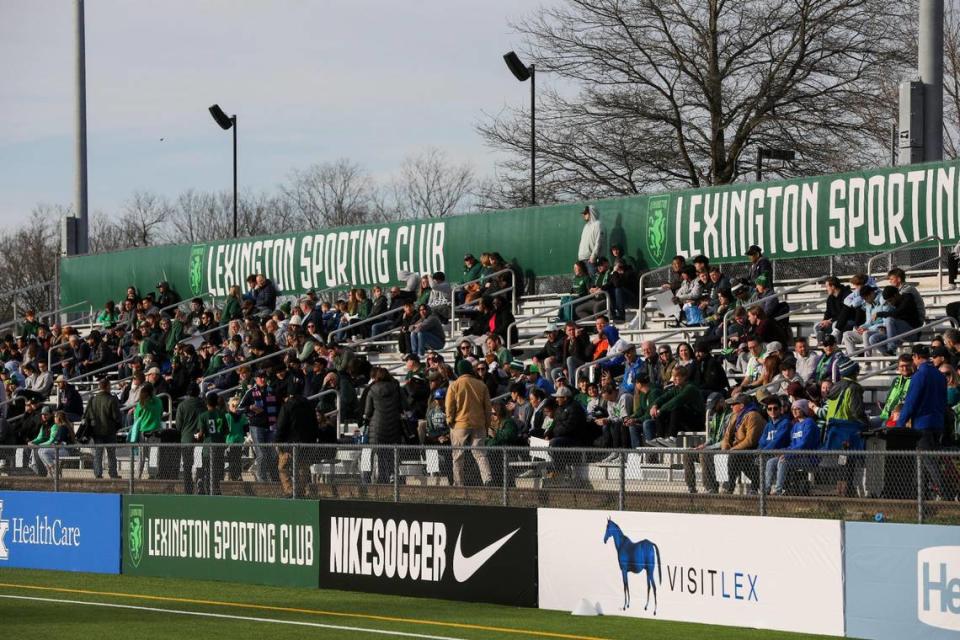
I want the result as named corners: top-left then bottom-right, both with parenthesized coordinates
top-left (2, 443), bottom-right (957, 524)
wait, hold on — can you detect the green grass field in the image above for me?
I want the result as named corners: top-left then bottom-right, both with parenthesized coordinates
top-left (0, 568), bottom-right (837, 640)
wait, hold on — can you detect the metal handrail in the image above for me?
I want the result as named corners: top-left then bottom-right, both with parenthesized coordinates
top-left (449, 283), bottom-right (516, 338)
top-left (307, 388), bottom-right (342, 435)
top-left (505, 291), bottom-right (600, 349)
top-left (636, 265), bottom-right (672, 329)
top-left (329, 306), bottom-right (404, 342)
top-left (155, 392), bottom-right (174, 428)
top-left (573, 351), bottom-right (622, 387)
top-left (198, 347), bottom-right (296, 383)
top-left (39, 300), bottom-right (89, 322)
top-left (845, 316), bottom-right (958, 359)
top-left (67, 354), bottom-right (136, 384)
top-left (449, 268), bottom-right (516, 329)
top-left (721, 276), bottom-right (828, 347)
top-left (177, 322), bottom-right (224, 344)
top-left (47, 343), bottom-right (73, 372)
top-left (507, 291), bottom-right (613, 351)
top-left (155, 291), bottom-right (217, 318)
top-left (865, 234), bottom-right (941, 279)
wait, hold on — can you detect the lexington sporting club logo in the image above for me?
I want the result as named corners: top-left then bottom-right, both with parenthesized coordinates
top-left (0, 500), bottom-right (9, 561)
top-left (603, 517), bottom-right (759, 615)
top-left (189, 245), bottom-right (205, 297)
top-left (604, 517), bottom-right (662, 614)
top-left (645, 195), bottom-right (669, 267)
top-left (128, 504), bottom-right (144, 568)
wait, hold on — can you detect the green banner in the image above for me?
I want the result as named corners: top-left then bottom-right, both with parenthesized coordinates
top-left (60, 159), bottom-right (960, 308)
top-left (121, 495), bottom-right (319, 588)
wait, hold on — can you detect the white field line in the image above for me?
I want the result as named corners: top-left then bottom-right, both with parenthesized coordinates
top-left (0, 594), bottom-right (466, 640)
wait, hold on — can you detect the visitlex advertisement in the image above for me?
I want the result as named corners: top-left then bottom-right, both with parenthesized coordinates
top-left (536, 509), bottom-right (845, 637)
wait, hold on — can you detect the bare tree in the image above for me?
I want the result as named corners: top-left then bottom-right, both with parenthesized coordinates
top-left (478, 0), bottom-right (913, 201)
top-left (391, 147), bottom-right (475, 218)
top-left (280, 159), bottom-right (378, 229)
top-left (944, 1), bottom-right (960, 159)
top-left (90, 191), bottom-right (171, 251)
top-left (0, 208), bottom-right (60, 319)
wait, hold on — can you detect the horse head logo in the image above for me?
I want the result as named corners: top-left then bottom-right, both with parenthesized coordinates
top-left (603, 517), bottom-right (661, 614)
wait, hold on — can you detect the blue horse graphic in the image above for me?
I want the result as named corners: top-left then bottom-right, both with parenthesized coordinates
top-left (603, 517), bottom-right (661, 614)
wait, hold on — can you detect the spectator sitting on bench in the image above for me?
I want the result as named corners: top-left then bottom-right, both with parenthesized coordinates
top-left (766, 399), bottom-right (821, 495)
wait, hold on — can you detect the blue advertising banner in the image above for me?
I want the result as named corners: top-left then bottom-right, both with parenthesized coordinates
top-left (845, 522), bottom-right (960, 639)
top-left (0, 491), bottom-right (120, 574)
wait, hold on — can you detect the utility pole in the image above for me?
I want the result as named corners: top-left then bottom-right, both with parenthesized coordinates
top-left (73, 0), bottom-right (89, 254)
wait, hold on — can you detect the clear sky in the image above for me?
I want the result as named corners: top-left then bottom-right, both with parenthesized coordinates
top-left (0, 0), bottom-right (551, 229)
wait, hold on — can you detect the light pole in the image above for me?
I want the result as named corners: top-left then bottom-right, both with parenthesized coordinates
top-left (503, 51), bottom-right (536, 206)
top-left (208, 104), bottom-right (238, 237)
top-left (755, 147), bottom-right (795, 182)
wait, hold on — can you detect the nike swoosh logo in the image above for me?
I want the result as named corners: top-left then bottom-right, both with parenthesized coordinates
top-left (452, 526), bottom-right (519, 583)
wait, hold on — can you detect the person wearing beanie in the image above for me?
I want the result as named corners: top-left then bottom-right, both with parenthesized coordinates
top-left (765, 399), bottom-right (821, 495)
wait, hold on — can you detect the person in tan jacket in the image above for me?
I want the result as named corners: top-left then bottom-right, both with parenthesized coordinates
top-left (720, 393), bottom-right (765, 493)
top-left (445, 360), bottom-right (493, 486)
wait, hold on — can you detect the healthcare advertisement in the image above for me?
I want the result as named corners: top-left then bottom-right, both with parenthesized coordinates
top-left (845, 521), bottom-right (960, 639)
top-left (0, 491), bottom-right (120, 574)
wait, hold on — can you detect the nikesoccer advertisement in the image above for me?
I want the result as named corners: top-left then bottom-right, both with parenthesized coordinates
top-left (318, 501), bottom-right (538, 606)
top-left (537, 509), bottom-right (844, 636)
top-left (0, 491), bottom-right (120, 574)
top-left (121, 495), bottom-right (319, 588)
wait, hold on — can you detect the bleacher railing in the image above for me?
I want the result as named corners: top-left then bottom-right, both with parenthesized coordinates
top-left (505, 291), bottom-right (606, 349)
top-left (865, 234), bottom-right (944, 285)
top-left (3, 443), bottom-right (956, 524)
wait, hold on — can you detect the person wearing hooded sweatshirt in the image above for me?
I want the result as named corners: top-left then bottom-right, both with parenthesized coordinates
top-left (444, 359), bottom-right (493, 486)
top-left (578, 205), bottom-right (605, 276)
top-left (766, 399), bottom-right (820, 494)
top-left (758, 396), bottom-right (793, 491)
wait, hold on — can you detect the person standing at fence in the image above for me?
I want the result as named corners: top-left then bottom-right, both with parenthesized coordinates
top-left (683, 392), bottom-right (729, 494)
top-left (225, 396), bottom-right (248, 481)
top-left (195, 392), bottom-right (228, 495)
top-left (364, 366), bottom-right (403, 483)
top-left (83, 378), bottom-right (121, 479)
top-left (275, 382), bottom-right (317, 499)
top-left (239, 370), bottom-right (280, 482)
top-left (131, 382), bottom-right (164, 479)
top-left (174, 383), bottom-right (205, 493)
top-left (896, 346), bottom-right (951, 499)
top-left (445, 360), bottom-right (493, 486)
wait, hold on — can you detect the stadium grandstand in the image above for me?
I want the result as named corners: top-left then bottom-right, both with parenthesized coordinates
top-left (0, 158), bottom-right (956, 522)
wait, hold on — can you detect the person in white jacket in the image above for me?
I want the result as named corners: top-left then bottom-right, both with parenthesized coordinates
top-left (578, 205), bottom-right (605, 276)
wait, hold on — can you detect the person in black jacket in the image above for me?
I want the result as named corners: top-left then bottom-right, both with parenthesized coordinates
top-left (876, 286), bottom-right (921, 353)
top-left (816, 277), bottom-right (853, 343)
top-left (55, 375), bottom-right (84, 422)
top-left (547, 386), bottom-right (591, 473)
top-left (364, 367), bottom-right (403, 482)
top-left (275, 381), bottom-right (318, 498)
top-left (693, 342), bottom-right (729, 396)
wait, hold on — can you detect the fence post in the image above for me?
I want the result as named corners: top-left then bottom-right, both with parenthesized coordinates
top-left (828, 256), bottom-right (834, 276)
top-left (292, 446), bottom-right (298, 500)
top-left (501, 448), bottom-right (508, 507)
top-left (53, 447), bottom-right (60, 492)
top-left (128, 447), bottom-right (134, 494)
top-left (209, 445), bottom-right (214, 496)
top-left (393, 446), bottom-right (399, 503)
top-left (916, 453), bottom-right (924, 524)
top-left (618, 451), bottom-right (626, 511)
top-left (758, 453), bottom-right (766, 516)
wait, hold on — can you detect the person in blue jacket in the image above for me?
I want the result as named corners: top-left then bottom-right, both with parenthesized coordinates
top-left (767, 399), bottom-right (821, 495)
top-left (759, 395), bottom-right (793, 492)
top-left (897, 345), bottom-right (949, 498)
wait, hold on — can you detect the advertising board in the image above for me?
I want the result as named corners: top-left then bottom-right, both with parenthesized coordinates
top-left (537, 509), bottom-right (844, 636)
top-left (319, 501), bottom-right (538, 606)
top-left (121, 495), bottom-right (319, 588)
top-left (0, 491), bottom-right (120, 574)
top-left (845, 522), bottom-right (960, 639)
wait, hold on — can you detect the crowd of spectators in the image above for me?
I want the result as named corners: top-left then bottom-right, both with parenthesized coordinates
top-left (0, 204), bottom-right (956, 500)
